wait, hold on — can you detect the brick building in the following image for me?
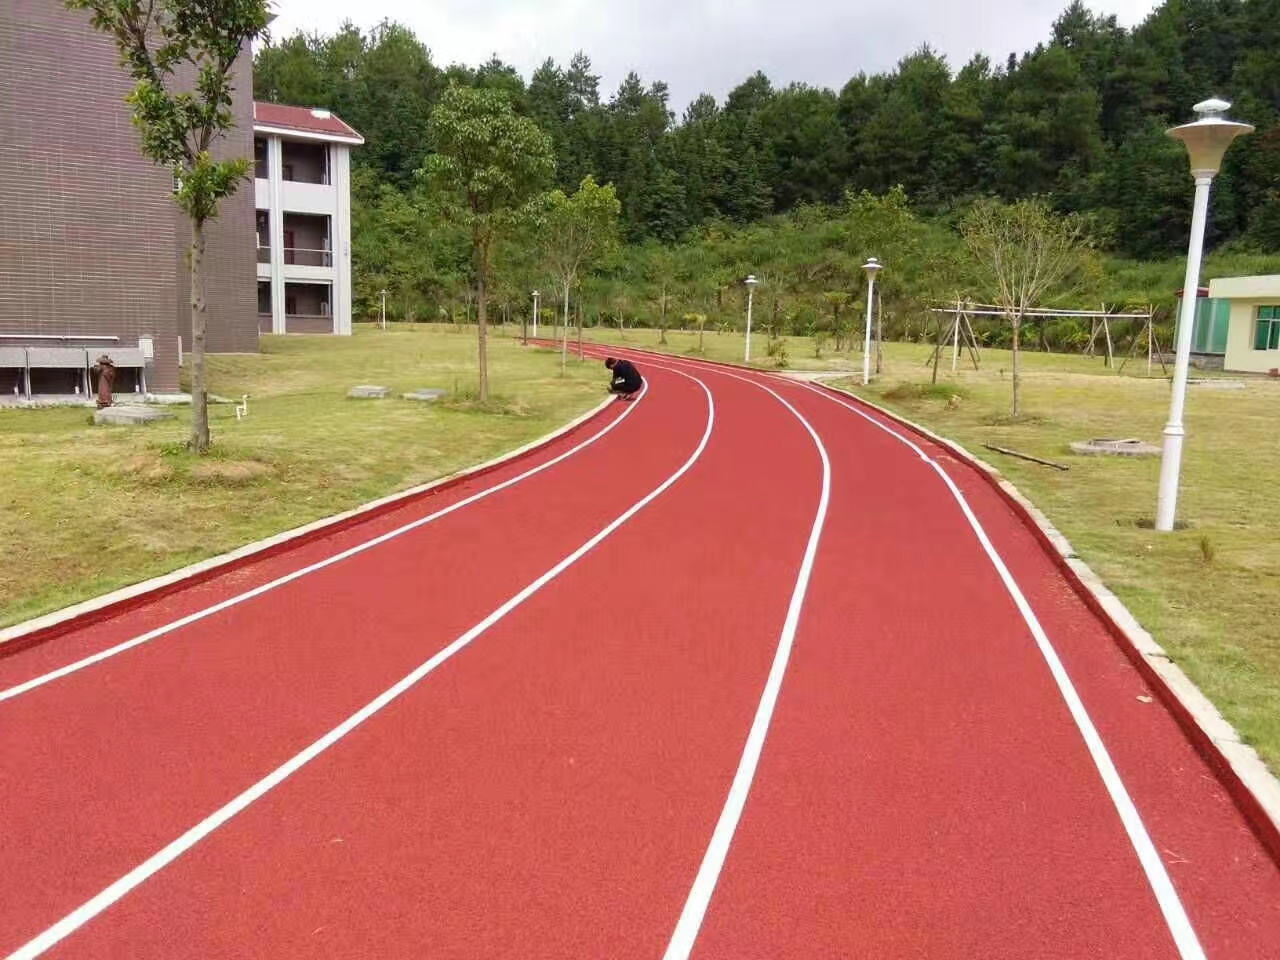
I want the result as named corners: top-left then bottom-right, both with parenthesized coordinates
top-left (0, 3), bottom-right (360, 399)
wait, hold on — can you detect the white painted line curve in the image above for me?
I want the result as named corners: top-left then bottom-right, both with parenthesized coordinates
top-left (652, 362), bottom-right (832, 960)
top-left (798, 380), bottom-right (1206, 960)
top-left (7, 374), bottom-right (715, 960)
top-left (0, 383), bottom-right (651, 705)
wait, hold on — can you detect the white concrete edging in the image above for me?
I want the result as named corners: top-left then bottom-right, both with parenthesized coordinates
top-left (808, 375), bottom-right (1280, 849)
top-left (1, 395), bottom-right (615, 647)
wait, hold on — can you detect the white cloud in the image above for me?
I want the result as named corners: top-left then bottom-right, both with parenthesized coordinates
top-left (267, 0), bottom-right (1159, 113)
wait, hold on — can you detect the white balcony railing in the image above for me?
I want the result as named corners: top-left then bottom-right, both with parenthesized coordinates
top-left (258, 246), bottom-right (332, 267)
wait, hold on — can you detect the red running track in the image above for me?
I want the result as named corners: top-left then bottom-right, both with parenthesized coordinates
top-left (2, 352), bottom-right (1278, 959)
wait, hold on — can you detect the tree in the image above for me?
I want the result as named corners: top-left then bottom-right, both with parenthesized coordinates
top-left (684, 313), bottom-right (709, 354)
top-left (963, 198), bottom-right (1091, 415)
top-left (71, 0), bottom-right (269, 453)
top-left (757, 84), bottom-right (848, 210)
top-left (540, 176), bottom-right (621, 372)
top-left (422, 85), bottom-right (554, 401)
top-left (641, 242), bottom-right (681, 344)
top-left (822, 292), bottom-right (852, 350)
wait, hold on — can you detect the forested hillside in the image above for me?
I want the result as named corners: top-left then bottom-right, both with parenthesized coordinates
top-left (254, 0), bottom-right (1280, 343)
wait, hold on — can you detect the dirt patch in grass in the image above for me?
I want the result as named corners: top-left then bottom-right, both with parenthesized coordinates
top-left (883, 382), bottom-right (969, 404)
top-left (110, 453), bottom-right (176, 482)
top-left (981, 411), bottom-right (1051, 427)
top-left (440, 391), bottom-right (533, 417)
top-left (190, 460), bottom-right (274, 485)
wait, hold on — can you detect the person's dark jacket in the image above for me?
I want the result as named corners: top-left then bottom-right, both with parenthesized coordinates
top-left (611, 359), bottom-right (643, 392)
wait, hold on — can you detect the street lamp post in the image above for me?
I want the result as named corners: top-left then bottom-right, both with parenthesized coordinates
top-left (380, 289), bottom-right (387, 331)
top-left (744, 275), bottom-right (759, 363)
top-left (532, 290), bottom-right (540, 340)
top-left (861, 258), bottom-right (882, 386)
top-left (1156, 98), bottom-right (1252, 532)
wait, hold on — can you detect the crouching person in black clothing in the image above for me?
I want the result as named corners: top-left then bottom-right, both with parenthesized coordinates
top-left (605, 357), bottom-right (643, 400)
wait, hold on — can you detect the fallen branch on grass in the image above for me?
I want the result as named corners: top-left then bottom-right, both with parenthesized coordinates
top-left (982, 444), bottom-right (1070, 471)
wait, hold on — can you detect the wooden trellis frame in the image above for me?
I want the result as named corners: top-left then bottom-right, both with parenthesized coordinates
top-left (929, 301), bottom-right (1158, 373)
top-left (927, 299), bottom-right (984, 372)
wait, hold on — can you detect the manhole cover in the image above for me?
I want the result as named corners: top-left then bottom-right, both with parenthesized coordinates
top-left (1070, 438), bottom-right (1161, 457)
top-left (1189, 379), bottom-right (1247, 390)
top-left (348, 385), bottom-right (391, 399)
top-left (404, 388), bottom-right (446, 402)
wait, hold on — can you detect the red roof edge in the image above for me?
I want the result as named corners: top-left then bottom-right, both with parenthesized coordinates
top-left (252, 101), bottom-right (364, 143)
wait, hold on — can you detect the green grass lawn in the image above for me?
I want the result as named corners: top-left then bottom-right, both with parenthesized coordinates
top-left (0, 323), bottom-right (605, 628)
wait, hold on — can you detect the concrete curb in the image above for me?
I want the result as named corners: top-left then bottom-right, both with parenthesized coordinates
top-left (1, 394), bottom-right (616, 653)
top-left (811, 377), bottom-right (1280, 864)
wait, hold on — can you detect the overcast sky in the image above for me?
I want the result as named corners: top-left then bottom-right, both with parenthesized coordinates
top-left (267, 0), bottom-right (1159, 114)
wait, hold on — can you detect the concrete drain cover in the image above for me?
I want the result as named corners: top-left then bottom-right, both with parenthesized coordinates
top-left (94, 406), bottom-right (174, 425)
top-left (1070, 438), bottom-right (1161, 457)
top-left (404, 388), bottom-right (446, 402)
top-left (1189, 379), bottom-right (1247, 390)
top-left (348, 385), bottom-right (391, 399)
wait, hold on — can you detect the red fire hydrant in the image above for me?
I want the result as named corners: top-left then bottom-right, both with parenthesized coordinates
top-left (94, 355), bottom-right (117, 409)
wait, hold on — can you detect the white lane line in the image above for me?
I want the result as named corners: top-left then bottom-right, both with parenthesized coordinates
top-left (0, 383), bottom-right (650, 706)
top-left (658, 365), bottom-right (832, 960)
top-left (799, 381), bottom-right (1206, 960)
top-left (7, 376), bottom-right (714, 960)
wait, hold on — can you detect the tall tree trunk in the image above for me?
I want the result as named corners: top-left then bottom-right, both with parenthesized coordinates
top-left (875, 290), bottom-right (883, 375)
top-left (561, 277), bottom-right (571, 375)
top-left (931, 315), bottom-right (943, 384)
top-left (189, 220), bottom-right (210, 454)
top-left (659, 283), bottom-right (668, 345)
top-left (1011, 313), bottom-right (1022, 416)
top-left (477, 240), bottom-right (490, 403)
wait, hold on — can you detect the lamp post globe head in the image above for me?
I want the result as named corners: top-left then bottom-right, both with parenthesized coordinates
top-left (744, 274), bottom-right (759, 288)
top-left (532, 290), bottom-right (538, 297)
top-left (1168, 98), bottom-right (1254, 178)
top-left (862, 257), bottom-right (883, 279)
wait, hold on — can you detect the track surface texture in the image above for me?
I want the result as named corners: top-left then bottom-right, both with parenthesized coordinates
top-left (3, 350), bottom-right (1278, 959)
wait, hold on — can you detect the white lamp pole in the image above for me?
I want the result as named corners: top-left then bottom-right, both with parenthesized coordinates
top-left (744, 275), bottom-right (759, 363)
top-left (380, 289), bottom-right (387, 331)
top-left (861, 258), bottom-right (882, 386)
top-left (532, 290), bottom-right (540, 339)
top-left (1156, 98), bottom-right (1252, 532)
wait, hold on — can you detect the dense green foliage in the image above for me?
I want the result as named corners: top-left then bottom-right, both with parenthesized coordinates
top-left (255, 1), bottom-right (1280, 348)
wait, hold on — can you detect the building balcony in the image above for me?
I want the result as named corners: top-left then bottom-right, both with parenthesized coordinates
top-left (253, 137), bottom-right (332, 185)
top-left (258, 313), bottom-right (335, 335)
top-left (283, 247), bottom-right (332, 267)
top-left (258, 245), bottom-right (333, 268)
top-left (258, 280), bottom-right (335, 335)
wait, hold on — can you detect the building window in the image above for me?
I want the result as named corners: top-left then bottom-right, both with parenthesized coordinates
top-left (254, 138), bottom-right (269, 179)
top-left (1254, 306), bottom-right (1280, 350)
